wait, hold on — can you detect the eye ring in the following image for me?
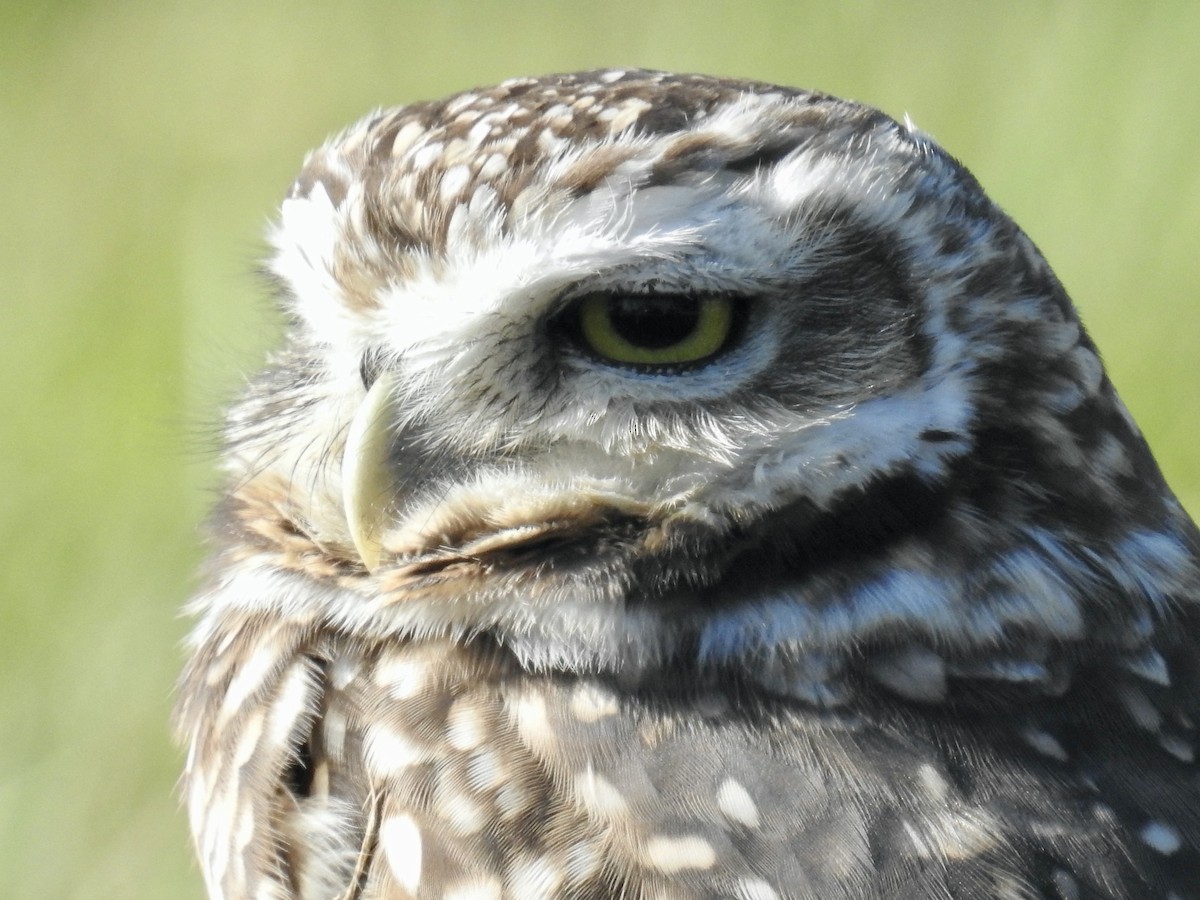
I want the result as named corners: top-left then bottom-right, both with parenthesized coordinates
top-left (564, 292), bottom-right (742, 369)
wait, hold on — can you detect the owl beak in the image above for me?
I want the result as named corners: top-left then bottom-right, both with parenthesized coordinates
top-left (342, 371), bottom-right (397, 573)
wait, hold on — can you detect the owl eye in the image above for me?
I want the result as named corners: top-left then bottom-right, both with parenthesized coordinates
top-left (564, 292), bottom-right (740, 368)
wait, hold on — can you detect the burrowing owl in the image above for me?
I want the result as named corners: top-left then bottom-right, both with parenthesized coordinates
top-left (176, 70), bottom-right (1200, 899)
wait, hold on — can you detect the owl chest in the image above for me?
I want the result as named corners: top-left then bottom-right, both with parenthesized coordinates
top-left (188, 615), bottom-right (1197, 899)
top-left (282, 637), bottom-right (798, 898)
top-left (282, 638), bottom-right (968, 899)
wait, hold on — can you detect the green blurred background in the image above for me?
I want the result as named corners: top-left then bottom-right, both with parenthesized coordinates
top-left (2, 2), bottom-right (1197, 896)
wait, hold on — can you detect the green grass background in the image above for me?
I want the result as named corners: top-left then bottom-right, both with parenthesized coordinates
top-left (2, 2), bottom-right (1197, 896)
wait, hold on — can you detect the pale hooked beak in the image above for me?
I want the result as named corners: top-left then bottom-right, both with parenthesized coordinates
top-left (341, 372), bottom-right (397, 572)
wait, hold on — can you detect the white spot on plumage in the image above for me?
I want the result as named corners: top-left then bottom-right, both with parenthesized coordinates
top-left (1140, 820), bottom-right (1182, 855)
top-left (575, 766), bottom-right (628, 816)
top-left (1159, 734), bottom-right (1194, 762)
top-left (381, 813), bottom-right (424, 891)
top-left (412, 141), bottom-right (446, 171)
top-left (512, 690), bottom-right (556, 750)
top-left (373, 654), bottom-right (428, 700)
top-left (477, 153), bottom-right (508, 180)
top-left (869, 645), bottom-right (948, 702)
top-left (366, 725), bottom-right (426, 776)
top-left (644, 834), bottom-right (718, 872)
top-left (217, 642), bottom-right (283, 728)
top-left (508, 855), bottom-right (563, 900)
top-left (232, 710), bottom-right (264, 768)
top-left (569, 682), bottom-right (619, 722)
top-left (444, 876), bottom-right (503, 900)
top-left (903, 809), bottom-right (1001, 861)
top-left (716, 777), bottom-right (760, 828)
top-left (465, 747), bottom-right (504, 791)
top-left (1051, 868), bottom-right (1081, 900)
top-left (329, 655), bottom-right (358, 689)
top-left (495, 780), bottom-right (535, 820)
top-left (322, 708), bottom-right (347, 761)
top-left (737, 878), bottom-right (782, 900)
top-left (440, 165), bottom-right (471, 202)
top-left (446, 698), bottom-right (488, 751)
top-left (1118, 683), bottom-right (1163, 732)
top-left (263, 659), bottom-right (317, 755)
top-left (562, 837), bottom-right (604, 882)
top-left (1020, 726), bottom-right (1070, 762)
top-left (234, 800), bottom-right (255, 852)
top-left (390, 121), bottom-right (426, 158)
top-left (1121, 648), bottom-right (1171, 686)
top-left (916, 764), bottom-right (950, 803)
top-left (437, 789), bottom-right (487, 834)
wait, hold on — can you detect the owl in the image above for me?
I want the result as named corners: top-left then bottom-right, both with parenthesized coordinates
top-left (176, 70), bottom-right (1200, 899)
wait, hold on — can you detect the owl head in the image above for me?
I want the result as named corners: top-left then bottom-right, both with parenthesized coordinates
top-left (219, 70), bottom-right (1199, 703)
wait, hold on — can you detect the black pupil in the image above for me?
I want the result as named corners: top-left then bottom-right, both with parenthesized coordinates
top-left (608, 296), bottom-right (700, 348)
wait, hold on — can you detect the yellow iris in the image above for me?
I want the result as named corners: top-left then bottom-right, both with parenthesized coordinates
top-left (575, 293), bottom-right (736, 366)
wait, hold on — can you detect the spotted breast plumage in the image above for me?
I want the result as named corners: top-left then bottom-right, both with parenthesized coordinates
top-left (175, 70), bottom-right (1200, 899)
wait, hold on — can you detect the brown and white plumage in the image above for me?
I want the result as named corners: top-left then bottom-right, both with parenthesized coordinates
top-left (176, 70), bottom-right (1200, 899)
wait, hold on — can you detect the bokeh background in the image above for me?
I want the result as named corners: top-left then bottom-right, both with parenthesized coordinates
top-left (2, 2), bottom-right (1197, 896)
